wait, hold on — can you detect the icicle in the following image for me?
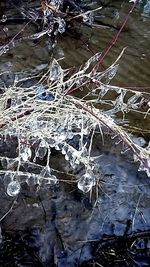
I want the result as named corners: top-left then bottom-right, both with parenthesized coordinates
top-left (61, 145), bottom-right (68, 155)
top-left (40, 166), bottom-right (58, 185)
top-left (57, 18), bottom-right (66, 34)
top-left (49, 59), bottom-right (63, 82)
top-left (20, 144), bottom-right (32, 162)
top-left (7, 180), bottom-right (20, 197)
top-left (36, 139), bottom-right (49, 159)
top-left (1, 15), bottom-right (7, 23)
top-left (78, 170), bottom-right (95, 193)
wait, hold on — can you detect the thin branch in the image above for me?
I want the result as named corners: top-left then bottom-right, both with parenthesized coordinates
top-left (0, 199), bottom-right (17, 222)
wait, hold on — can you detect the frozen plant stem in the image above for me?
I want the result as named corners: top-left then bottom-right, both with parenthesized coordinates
top-left (0, 47), bottom-right (149, 195)
top-left (0, 199), bottom-right (17, 222)
top-left (71, 99), bottom-right (150, 174)
top-left (93, 0), bottom-right (139, 72)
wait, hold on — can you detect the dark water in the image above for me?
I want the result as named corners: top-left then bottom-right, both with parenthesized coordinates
top-left (0, 1), bottom-right (150, 267)
top-left (54, 1), bottom-right (150, 87)
top-left (0, 0), bottom-right (150, 87)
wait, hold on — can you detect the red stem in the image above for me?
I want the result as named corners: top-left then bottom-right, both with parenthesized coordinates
top-left (0, 109), bottom-right (33, 129)
top-left (93, 0), bottom-right (139, 72)
top-left (66, 0), bottom-right (139, 95)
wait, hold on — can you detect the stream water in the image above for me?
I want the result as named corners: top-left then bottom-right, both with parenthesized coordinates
top-left (0, 1), bottom-right (150, 267)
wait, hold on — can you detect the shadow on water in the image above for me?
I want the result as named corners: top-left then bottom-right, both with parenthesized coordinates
top-left (0, 0), bottom-right (150, 266)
